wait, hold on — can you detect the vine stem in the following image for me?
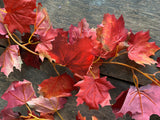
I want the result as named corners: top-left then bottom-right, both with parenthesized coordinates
top-left (4, 24), bottom-right (39, 55)
top-left (101, 61), bottom-right (160, 86)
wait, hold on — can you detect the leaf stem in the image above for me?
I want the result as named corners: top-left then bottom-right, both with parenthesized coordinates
top-left (4, 24), bottom-right (39, 56)
top-left (89, 70), bottom-right (96, 79)
top-left (25, 103), bottom-right (32, 113)
top-left (101, 61), bottom-right (160, 86)
top-left (52, 62), bottom-right (60, 76)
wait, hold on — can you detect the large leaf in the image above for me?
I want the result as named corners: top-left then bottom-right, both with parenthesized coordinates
top-left (38, 73), bottom-right (74, 98)
top-left (1, 80), bottom-right (36, 109)
top-left (127, 31), bottom-right (160, 65)
top-left (75, 76), bottom-right (115, 109)
top-left (3, 0), bottom-right (36, 33)
top-left (112, 84), bottom-right (160, 120)
top-left (48, 34), bottom-right (95, 76)
top-left (97, 13), bottom-right (128, 59)
top-left (0, 45), bottom-right (23, 77)
top-left (27, 96), bottom-right (67, 114)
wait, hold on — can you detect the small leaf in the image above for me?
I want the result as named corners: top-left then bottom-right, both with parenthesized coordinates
top-left (76, 111), bottom-right (86, 120)
top-left (1, 80), bottom-right (36, 109)
top-left (75, 76), bottom-right (115, 109)
top-left (27, 96), bottom-right (67, 114)
top-left (0, 45), bottom-right (23, 77)
top-left (127, 31), bottom-right (160, 65)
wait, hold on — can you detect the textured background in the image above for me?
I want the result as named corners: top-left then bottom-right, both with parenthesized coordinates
top-left (0, 0), bottom-right (160, 120)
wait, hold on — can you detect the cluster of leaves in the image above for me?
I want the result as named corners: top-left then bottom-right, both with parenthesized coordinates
top-left (0, 0), bottom-right (160, 120)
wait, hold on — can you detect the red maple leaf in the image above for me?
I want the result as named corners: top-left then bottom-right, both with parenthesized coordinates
top-left (127, 31), bottom-right (160, 65)
top-left (0, 45), bottom-right (22, 77)
top-left (3, 0), bottom-right (36, 33)
top-left (27, 96), bottom-right (67, 114)
top-left (76, 111), bottom-right (86, 120)
top-left (0, 108), bottom-right (20, 120)
top-left (69, 18), bottom-right (90, 44)
top-left (112, 84), bottom-right (160, 120)
top-left (38, 73), bottom-right (75, 98)
top-left (1, 80), bottom-right (36, 109)
top-left (48, 34), bottom-right (95, 76)
top-left (76, 111), bottom-right (98, 120)
top-left (97, 13), bottom-right (128, 59)
top-left (74, 76), bottom-right (115, 109)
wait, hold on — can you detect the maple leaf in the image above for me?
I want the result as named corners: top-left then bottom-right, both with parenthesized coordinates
top-left (0, 45), bottom-right (22, 77)
top-left (27, 96), bottom-right (67, 114)
top-left (20, 33), bottom-right (41, 69)
top-left (97, 13), bottom-right (128, 59)
top-left (1, 80), bottom-right (36, 109)
top-left (76, 111), bottom-right (86, 120)
top-left (112, 84), bottom-right (160, 120)
top-left (48, 34), bottom-right (95, 76)
top-left (3, 0), bottom-right (36, 33)
top-left (127, 31), bottom-right (160, 65)
top-left (38, 73), bottom-right (74, 98)
top-left (69, 18), bottom-right (90, 44)
top-left (35, 28), bottom-right (68, 61)
top-left (0, 108), bottom-right (20, 120)
top-left (74, 76), bottom-right (115, 109)
top-left (0, 8), bottom-right (7, 36)
top-left (156, 57), bottom-right (160, 68)
top-left (76, 111), bottom-right (98, 120)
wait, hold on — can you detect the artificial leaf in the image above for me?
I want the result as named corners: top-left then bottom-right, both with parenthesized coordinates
top-left (75, 76), bottom-right (115, 109)
top-left (1, 80), bottom-right (36, 109)
top-left (0, 108), bottom-right (20, 120)
top-left (0, 8), bottom-right (7, 35)
top-left (27, 96), bottom-right (67, 114)
top-left (97, 13), bottom-right (128, 59)
top-left (112, 84), bottom-right (160, 120)
top-left (34, 3), bottom-right (52, 39)
top-left (0, 45), bottom-right (22, 77)
top-left (48, 34), bottom-right (95, 76)
top-left (127, 31), bottom-right (160, 65)
top-left (156, 57), bottom-right (160, 68)
top-left (76, 111), bottom-right (98, 120)
top-left (69, 18), bottom-right (90, 44)
top-left (38, 73), bottom-right (74, 98)
top-left (76, 111), bottom-right (86, 120)
top-left (35, 28), bottom-right (67, 61)
top-left (69, 19), bottom-right (101, 56)
top-left (3, 0), bottom-right (36, 33)
top-left (20, 33), bottom-right (41, 69)
top-left (92, 116), bottom-right (98, 120)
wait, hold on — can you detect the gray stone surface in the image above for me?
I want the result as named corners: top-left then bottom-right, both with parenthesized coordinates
top-left (0, 0), bottom-right (160, 119)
